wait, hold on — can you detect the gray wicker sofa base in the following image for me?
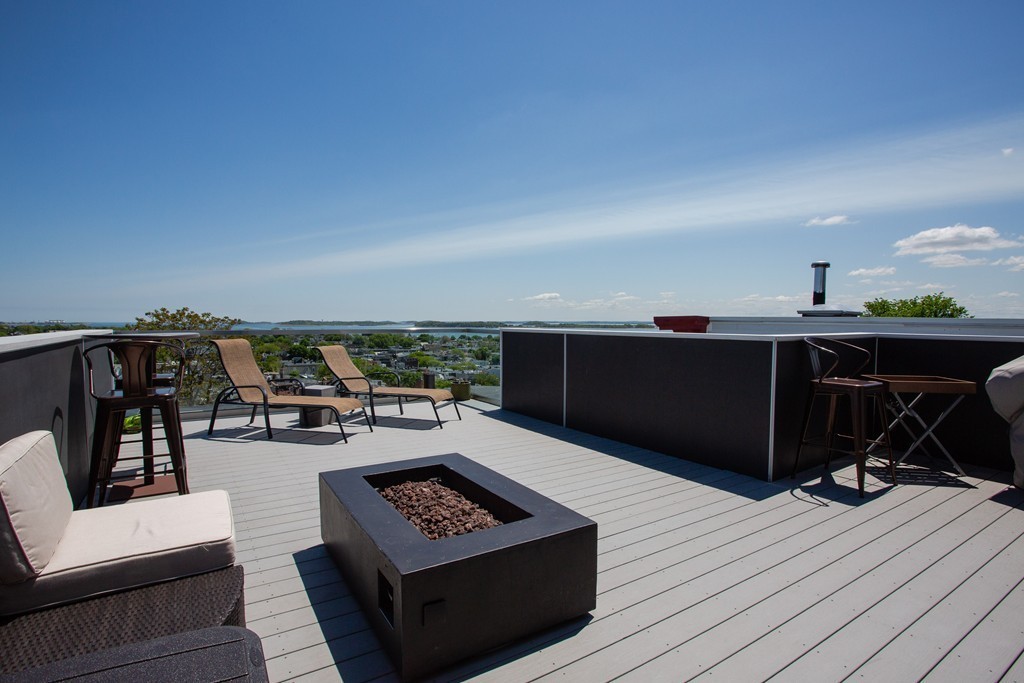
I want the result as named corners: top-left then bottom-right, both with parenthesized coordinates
top-left (0, 565), bottom-right (244, 676)
top-left (1, 626), bottom-right (267, 683)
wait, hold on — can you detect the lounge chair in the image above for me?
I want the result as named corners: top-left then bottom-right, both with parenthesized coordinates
top-left (317, 344), bottom-right (461, 429)
top-left (207, 338), bottom-right (371, 441)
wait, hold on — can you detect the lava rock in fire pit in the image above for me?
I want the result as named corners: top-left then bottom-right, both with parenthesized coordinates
top-left (378, 479), bottom-right (502, 540)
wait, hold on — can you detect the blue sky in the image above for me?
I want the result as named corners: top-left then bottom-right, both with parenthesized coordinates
top-left (2, 1), bottom-right (1022, 322)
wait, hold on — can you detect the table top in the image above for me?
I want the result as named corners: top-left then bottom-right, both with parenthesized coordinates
top-left (863, 374), bottom-right (977, 395)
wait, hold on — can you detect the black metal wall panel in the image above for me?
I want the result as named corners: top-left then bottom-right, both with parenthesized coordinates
top-left (0, 341), bottom-right (93, 505)
top-left (771, 338), bottom-right (815, 479)
top-left (565, 335), bottom-right (774, 479)
top-left (501, 332), bottom-right (565, 425)
top-left (876, 337), bottom-right (1024, 471)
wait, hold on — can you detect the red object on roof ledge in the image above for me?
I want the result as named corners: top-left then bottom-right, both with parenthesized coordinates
top-left (653, 316), bottom-right (710, 333)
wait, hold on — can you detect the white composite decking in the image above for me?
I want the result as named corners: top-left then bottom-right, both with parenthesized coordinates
top-left (173, 400), bottom-right (1024, 683)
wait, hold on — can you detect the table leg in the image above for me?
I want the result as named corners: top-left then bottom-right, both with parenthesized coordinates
top-left (867, 392), bottom-right (923, 455)
top-left (898, 394), bottom-right (967, 476)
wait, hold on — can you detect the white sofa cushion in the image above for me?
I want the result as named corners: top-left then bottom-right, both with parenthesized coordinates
top-left (0, 489), bottom-right (235, 616)
top-left (0, 431), bottom-right (73, 585)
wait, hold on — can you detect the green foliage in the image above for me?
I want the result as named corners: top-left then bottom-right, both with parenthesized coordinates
top-left (315, 363), bottom-right (333, 382)
top-left (128, 307), bottom-right (241, 331)
top-left (398, 370), bottom-right (422, 387)
top-left (122, 414), bottom-right (142, 433)
top-left (365, 333), bottom-right (415, 349)
top-left (409, 351), bottom-right (442, 368)
top-left (474, 372), bottom-right (500, 386)
top-left (351, 356), bottom-right (377, 375)
top-left (285, 343), bottom-right (318, 361)
top-left (862, 292), bottom-right (971, 318)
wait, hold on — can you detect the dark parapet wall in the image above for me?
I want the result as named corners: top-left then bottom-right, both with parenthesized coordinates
top-left (566, 334), bottom-right (775, 480)
top-left (0, 337), bottom-right (94, 505)
top-left (500, 330), bottom-right (565, 425)
top-left (501, 328), bottom-right (1024, 483)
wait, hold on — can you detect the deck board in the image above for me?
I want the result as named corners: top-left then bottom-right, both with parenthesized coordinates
top-left (162, 401), bottom-right (1024, 682)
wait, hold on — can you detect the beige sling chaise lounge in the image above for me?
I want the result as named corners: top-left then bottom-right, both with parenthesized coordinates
top-left (317, 345), bottom-right (461, 429)
top-left (208, 338), bottom-right (371, 441)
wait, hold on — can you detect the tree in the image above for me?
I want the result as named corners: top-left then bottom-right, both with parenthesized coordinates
top-left (126, 307), bottom-right (242, 405)
top-left (862, 292), bottom-right (971, 319)
top-left (127, 307), bottom-right (241, 331)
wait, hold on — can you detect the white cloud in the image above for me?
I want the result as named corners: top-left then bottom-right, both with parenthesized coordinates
top-left (917, 282), bottom-right (946, 290)
top-left (738, 294), bottom-right (803, 303)
top-left (804, 215), bottom-right (853, 227)
top-left (993, 256), bottom-right (1024, 272)
top-left (155, 114), bottom-right (1024, 293)
top-left (894, 224), bottom-right (1020, 255)
top-left (921, 254), bottom-right (988, 267)
top-left (1003, 148), bottom-right (1015, 157)
top-left (524, 292), bottom-right (562, 301)
top-left (848, 266), bottom-right (896, 277)
top-left (997, 291), bottom-right (1020, 297)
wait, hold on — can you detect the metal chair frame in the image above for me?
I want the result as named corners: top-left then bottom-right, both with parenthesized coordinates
top-left (84, 340), bottom-right (189, 507)
top-left (793, 337), bottom-right (896, 497)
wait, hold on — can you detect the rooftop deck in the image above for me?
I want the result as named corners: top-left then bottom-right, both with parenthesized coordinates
top-left (174, 401), bottom-right (1024, 682)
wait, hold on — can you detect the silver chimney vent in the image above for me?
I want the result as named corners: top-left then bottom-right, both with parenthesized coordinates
top-left (798, 260), bottom-right (861, 317)
top-left (811, 261), bottom-right (830, 306)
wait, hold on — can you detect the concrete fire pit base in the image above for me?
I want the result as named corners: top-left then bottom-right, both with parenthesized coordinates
top-left (319, 453), bottom-right (597, 681)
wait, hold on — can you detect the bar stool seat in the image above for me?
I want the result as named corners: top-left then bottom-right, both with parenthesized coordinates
top-left (793, 337), bottom-right (896, 497)
top-left (85, 340), bottom-right (189, 507)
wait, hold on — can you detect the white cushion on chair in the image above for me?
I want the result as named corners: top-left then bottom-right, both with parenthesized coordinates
top-left (0, 431), bottom-right (73, 585)
top-left (0, 489), bottom-right (236, 616)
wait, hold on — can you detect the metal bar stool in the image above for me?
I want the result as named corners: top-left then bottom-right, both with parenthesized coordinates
top-left (85, 339), bottom-right (189, 507)
top-left (793, 337), bottom-right (896, 497)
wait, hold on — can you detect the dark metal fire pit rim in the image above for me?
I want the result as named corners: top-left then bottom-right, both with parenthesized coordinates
top-left (319, 453), bottom-right (595, 574)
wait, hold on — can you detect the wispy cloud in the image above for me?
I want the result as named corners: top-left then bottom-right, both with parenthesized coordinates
top-left (804, 215), bottom-right (853, 227)
top-left (147, 113), bottom-right (1024, 293)
top-left (894, 224), bottom-right (1020, 255)
top-left (993, 256), bottom-right (1024, 272)
top-left (921, 254), bottom-right (988, 267)
top-left (1003, 148), bottom-right (1015, 157)
top-left (521, 290), bottom-right (669, 314)
top-left (848, 266), bottom-right (896, 277)
top-left (738, 294), bottom-right (803, 303)
top-left (997, 291), bottom-right (1020, 297)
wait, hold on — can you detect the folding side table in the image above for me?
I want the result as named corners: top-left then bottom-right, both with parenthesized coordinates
top-left (863, 374), bottom-right (976, 476)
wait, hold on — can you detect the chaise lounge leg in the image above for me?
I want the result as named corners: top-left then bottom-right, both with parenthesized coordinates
top-left (207, 394), bottom-right (224, 436)
top-left (263, 400), bottom-right (273, 439)
top-left (329, 408), bottom-right (348, 443)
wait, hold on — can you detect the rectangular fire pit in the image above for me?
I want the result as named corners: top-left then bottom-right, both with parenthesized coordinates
top-left (319, 453), bottom-right (597, 681)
